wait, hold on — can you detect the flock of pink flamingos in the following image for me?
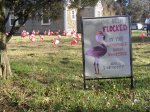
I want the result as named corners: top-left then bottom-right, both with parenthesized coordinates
top-left (20, 29), bottom-right (81, 46)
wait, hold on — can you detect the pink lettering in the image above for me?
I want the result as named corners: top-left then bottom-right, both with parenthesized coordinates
top-left (123, 25), bottom-right (127, 30)
top-left (103, 26), bottom-right (106, 32)
top-left (110, 26), bottom-right (113, 32)
top-left (103, 24), bottom-right (128, 33)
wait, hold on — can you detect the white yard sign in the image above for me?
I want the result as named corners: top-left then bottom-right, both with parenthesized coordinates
top-left (82, 16), bottom-right (132, 79)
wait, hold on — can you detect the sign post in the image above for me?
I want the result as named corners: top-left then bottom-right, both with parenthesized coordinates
top-left (81, 16), bottom-right (133, 89)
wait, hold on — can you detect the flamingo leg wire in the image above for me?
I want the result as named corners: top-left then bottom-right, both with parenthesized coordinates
top-left (97, 64), bottom-right (99, 74)
top-left (94, 63), bottom-right (97, 74)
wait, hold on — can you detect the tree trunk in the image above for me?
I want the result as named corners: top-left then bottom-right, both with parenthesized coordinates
top-left (0, 35), bottom-right (12, 79)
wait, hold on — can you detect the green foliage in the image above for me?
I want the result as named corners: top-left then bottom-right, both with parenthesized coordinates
top-left (0, 34), bottom-right (150, 111)
top-left (127, 0), bottom-right (150, 22)
top-left (104, 0), bottom-right (150, 22)
top-left (1, 0), bottom-right (64, 39)
top-left (69, 0), bottom-right (99, 8)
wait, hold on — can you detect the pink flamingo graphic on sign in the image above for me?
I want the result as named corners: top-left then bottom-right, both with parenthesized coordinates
top-left (85, 31), bottom-right (107, 74)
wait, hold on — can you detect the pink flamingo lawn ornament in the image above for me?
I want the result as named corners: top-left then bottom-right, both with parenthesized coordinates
top-left (32, 30), bottom-right (35, 35)
top-left (40, 35), bottom-right (44, 41)
top-left (50, 31), bottom-right (54, 35)
top-left (85, 31), bottom-right (107, 74)
top-left (29, 34), bottom-right (36, 42)
top-left (55, 31), bottom-right (59, 36)
top-left (48, 30), bottom-right (51, 36)
top-left (57, 34), bottom-right (62, 42)
top-left (70, 38), bottom-right (77, 46)
top-left (44, 31), bottom-right (47, 35)
top-left (51, 38), bottom-right (60, 47)
top-left (139, 33), bottom-right (146, 42)
top-left (76, 33), bottom-right (81, 44)
top-left (21, 30), bottom-right (27, 38)
top-left (5, 32), bottom-right (9, 36)
top-left (35, 30), bottom-right (40, 35)
top-left (62, 31), bottom-right (67, 36)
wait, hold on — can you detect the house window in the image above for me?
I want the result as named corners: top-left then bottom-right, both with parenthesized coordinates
top-left (67, 0), bottom-right (74, 4)
top-left (95, 9), bottom-right (102, 17)
top-left (41, 15), bottom-right (50, 25)
top-left (97, 11), bottom-right (101, 17)
top-left (9, 14), bottom-right (18, 26)
top-left (71, 9), bottom-right (76, 20)
top-left (9, 14), bottom-right (24, 26)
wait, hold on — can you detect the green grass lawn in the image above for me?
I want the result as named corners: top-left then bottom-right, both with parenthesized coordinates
top-left (0, 31), bottom-right (150, 112)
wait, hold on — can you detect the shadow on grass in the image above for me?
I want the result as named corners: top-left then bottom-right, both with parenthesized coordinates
top-left (0, 95), bottom-right (149, 112)
top-left (84, 78), bottom-right (133, 91)
top-left (134, 63), bottom-right (150, 67)
top-left (10, 49), bottom-right (17, 51)
top-left (27, 53), bottom-right (35, 57)
top-left (1, 98), bottom-right (147, 112)
top-left (61, 47), bottom-right (81, 51)
top-left (16, 70), bottom-right (149, 91)
top-left (43, 103), bottom-right (148, 112)
top-left (18, 45), bottom-right (37, 48)
top-left (47, 52), bottom-right (57, 56)
top-left (134, 77), bottom-right (150, 89)
top-left (60, 58), bottom-right (70, 64)
top-left (132, 36), bottom-right (150, 43)
top-left (144, 51), bottom-right (150, 53)
top-left (15, 71), bottom-right (84, 90)
top-left (142, 63), bottom-right (150, 66)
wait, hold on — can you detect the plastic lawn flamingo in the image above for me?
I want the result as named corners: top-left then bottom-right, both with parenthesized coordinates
top-left (36, 30), bottom-right (40, 35)
top-left (55, 30), bottom-right (61, 36)
top-left (70, 33), bottom-right (76, 38)
top-left (62, 31), bottom-right (67, 36)
top-left (71, 29), bottom-right (76, 35)
top-left (44, 31), bottom-right (46, 35)
top-left (40, 35), bottom-right (44, 41)
top-left (57, 34), bottom-right (61, 39)
top-left (29, 34), bottom-right (36, 42)
top-left (32, 30), bottom-right (35, 35)
top-left (139, 33), bottom-right (146, 42)
top-left (76, 33), bottom-right (81, 44)
top-left (31, 37), bottom-right (36, 42)
top-left (76, 33), bottom-right (80, 38)
top-left (26, 32), bottom-right (29, 36)
top-left (51, 38), bottom-right (60, 47)
top-left (50, 31), bottom-right (54, 35)
top-left (57, 34), bottom-right (62, 43)
top-left (48, 30), bottom-right (51, 36)
top-left (21, 30), bottom-right (27, 38)
top-left (70, 29), bottom-right (77, 38)
top-left (70, 38), bottom-right (77, 46)
top-left (5, 32), bottom-right (10, 36)
top-left (139, 33), bottom-right (146, 38)
top-left (55, 31), bottom-right (59, 35)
